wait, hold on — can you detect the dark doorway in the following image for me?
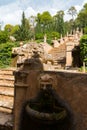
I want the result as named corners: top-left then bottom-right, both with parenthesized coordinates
top-left (72, 45), bottom-right (82, 67)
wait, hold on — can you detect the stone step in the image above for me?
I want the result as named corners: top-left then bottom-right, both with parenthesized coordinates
top-left (0, 69), bottom-right (15, 75)
top-left (52, 51), bottom-right (65, 55)
top-left (50, 49), bottom-right (65, 52)
top-left (50, 51), bottom-right (66, 55)
top-left (0, 75), bottom-right (14, 80)
top-left (0, 68), bottom-right (15, 115)
top-left (0, 87), bottom-right (14, 96)
top-left (0, 79), bottom-right (14, 86)
top-left (52, 56), bottom-right (65, 61)
top-left (0, 107), bottom-right (12, 113)
top-left (49, 50), bottom-right (65, 55)
top-left (0, 95), bottom-right (14, 113)
top-left (0, 82), bottom-right (14, 88)
top-left (53, 55), bottom-right (65, 58)
top-left (51, 52), bottom-right (66, 56)
top-left (51, 54), bottom-right (65, 58)
top-left (49, 43), bottom-right (66, 55)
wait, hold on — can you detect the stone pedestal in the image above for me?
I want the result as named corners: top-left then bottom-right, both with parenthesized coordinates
top-left (65, 41), bottom-right (74, 69)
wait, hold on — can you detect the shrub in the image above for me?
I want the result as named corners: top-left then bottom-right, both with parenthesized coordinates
top-left (80, 34), bottom-right (87, 63)
top-left (0, 42), bottom-right (19, 68)
top-left (0, 31), bottom-right (9, 43)
top-left (35, 33), bottom-right (44, 40)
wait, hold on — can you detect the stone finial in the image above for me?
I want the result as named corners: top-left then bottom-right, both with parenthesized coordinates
top-left (60, 34), bottom-right (64, 44)
top-left (70, 30), bottom-right (73, 35)
top-left (20, 41), bottom-right (23, 47)
top-left (44, 34), bottom-right (47, 43)
top-left (67, 32), bottom-right (69, 37)
top-left (60, 34), bottom-right (63, 39)
top-left (80, 28), bottom-right (83, 37)
top-left (76, 27), bottom-right (79, 35)
top-left (52, 37), bottom-right (60, 47)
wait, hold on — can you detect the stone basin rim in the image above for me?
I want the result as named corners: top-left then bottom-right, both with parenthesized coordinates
top-left (26, 104), bottom-right (67, 121)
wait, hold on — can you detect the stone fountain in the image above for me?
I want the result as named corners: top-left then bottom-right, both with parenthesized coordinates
top-left (19, 74), bottom-right (74, 130)
top-left (13, 52), bottom-right (74, 130)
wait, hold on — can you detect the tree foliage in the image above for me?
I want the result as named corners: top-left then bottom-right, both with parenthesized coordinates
top-left (0, 31), bottom-right (9, 43)
top-left (0, 42), bottom-right (19, 68)
top-left (67, 6), bottom-right (77, 20)
top-left (15, 11), bottom-right (31, 41)
top-left (76, 3), bottom-right (87, 28)
top-left (80, 35), bottom-right (87, 63)
top-left (35, 11), bottom-right (52, 34)
top-left (4, 24), bottom-right (13, 34)
top-left (35, 10), bottom-right (65, 41)
top-left (53, 10), bottom-right (65, 35)
top-left (4, 24), bottom-right (19, 37)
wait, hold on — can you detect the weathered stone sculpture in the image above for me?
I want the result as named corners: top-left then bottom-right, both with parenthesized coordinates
top-left (12, 42), bottom-right (53, 68)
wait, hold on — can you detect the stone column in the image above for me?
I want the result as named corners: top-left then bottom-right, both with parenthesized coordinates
top-left (65, 41), bottom-right (74, 69)
top-left (13, 70), bottom-right (40, 130)
top-left (13, 71), bottom-right (28, 130)
top-left (44, 34), bottom-right (47, 43)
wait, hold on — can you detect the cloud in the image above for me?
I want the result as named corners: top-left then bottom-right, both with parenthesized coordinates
top-left (0, 0), bottom-right (87, 29)
top-left (64, 0), bottom-right (85, 21)
top-left (0, 0), bottom-right (14, 6)
top-left (0, 1), bottom-right (36, 29)
top-left (0, 2), bottom-right (20, 28)
top-left (82, 0), bottom-right (87, 5)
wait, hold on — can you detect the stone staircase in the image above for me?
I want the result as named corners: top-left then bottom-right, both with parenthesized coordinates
top-left (0, 68), bottom-right (15, 114)
top-left (48, 43), bottom-right (66, 68)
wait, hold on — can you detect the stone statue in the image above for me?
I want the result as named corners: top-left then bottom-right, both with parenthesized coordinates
top-left (12, 42), bottom-right (53, 68)
top-left (44, 34), bottom-right (47, 43)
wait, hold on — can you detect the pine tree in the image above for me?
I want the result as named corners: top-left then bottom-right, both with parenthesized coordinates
top-left (16, 11), bottom-right (30, 41)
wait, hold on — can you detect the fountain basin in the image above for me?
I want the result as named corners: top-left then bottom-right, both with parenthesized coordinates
top-left (26, 102), bottom-right (67, 124)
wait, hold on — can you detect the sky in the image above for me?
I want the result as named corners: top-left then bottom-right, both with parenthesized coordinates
top-left (0, 0), bottom-right (87, 29)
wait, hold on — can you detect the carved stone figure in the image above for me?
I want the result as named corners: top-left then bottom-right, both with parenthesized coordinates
top-left (12, 42), bottom-right (53, 68)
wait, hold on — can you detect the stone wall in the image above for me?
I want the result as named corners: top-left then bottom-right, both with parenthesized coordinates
top-left (13, 70), bottom-right (87, 130)
top-left (51, 71), bottom-right (87, 130)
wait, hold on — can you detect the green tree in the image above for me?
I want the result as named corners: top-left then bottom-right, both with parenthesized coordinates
top-left (35, 11), bottom-right (52, 34)
top-left (29, 15), bottom-right (36, 39)
top-left (0, 31), bottom-right (9, 43)
top-left (0, 42), bottom-right (19, 68)
top-left (54, 10), bottom-right (65, 35)
top-left (84, 26), bottom-right (87, 34)
top-left (67, 6), bottom-right (77, 30)
top-left (4, 24), bottom-right (13, 34)
top-left (11, 25), bottom-right (19, 35)
top-left (40, 11), bottom-right (52, 25)
top-left (16, 11), bottom-right (30, 41)
top-left (64, 21), bottom-right (72, 34)
top-left (4, 24), bottom-right (19, 38)
top-left (67, 6), bottom-right (77, 20)
top-left (76, 3), bottom-right (87, 29)
top-left (80, 34), bottom-right (87, 63)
